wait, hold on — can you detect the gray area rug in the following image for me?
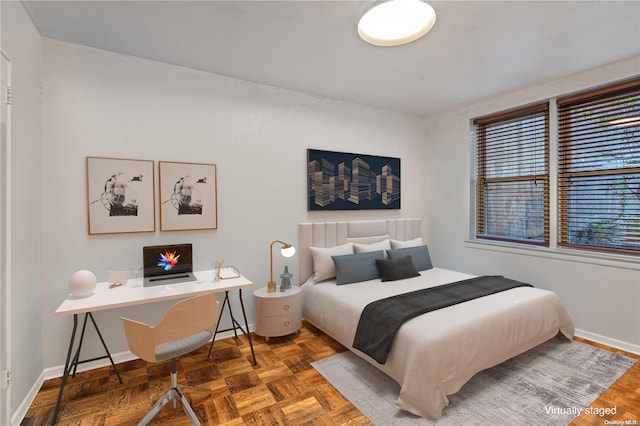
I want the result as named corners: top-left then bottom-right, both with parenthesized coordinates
top-left (312, 336), bottom-right (636, 425)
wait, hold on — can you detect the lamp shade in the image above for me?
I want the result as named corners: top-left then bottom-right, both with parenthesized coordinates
top-left (281, 245), bottom-right (296, 258)
top-left (69, 270), bottom-right (97, 298)
top-left (358, 0), bottom-right (436, 47)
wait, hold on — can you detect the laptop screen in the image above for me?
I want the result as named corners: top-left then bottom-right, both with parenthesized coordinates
top-left (143, 243), bottom-right (194, 279)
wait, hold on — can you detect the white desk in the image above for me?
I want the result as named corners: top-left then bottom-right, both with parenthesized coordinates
top-left (53, 270), bottom-right (255, 425)
top-left (55, 270), bottom-right (252, 315)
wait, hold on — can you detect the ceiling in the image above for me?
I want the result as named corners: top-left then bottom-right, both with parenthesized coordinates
top-left (20, 0), bottom-right (640, 118)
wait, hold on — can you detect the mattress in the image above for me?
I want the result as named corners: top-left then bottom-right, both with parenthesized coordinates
top-left (301, 267), bottom-right (575, 419)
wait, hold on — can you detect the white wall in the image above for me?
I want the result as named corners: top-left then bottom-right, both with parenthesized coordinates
top-left (424, 56), bottom-right (640, 352)
top-left (0, 0), bottom-right (43, 417)
top-left (40, 39), bottom-right (428, 370)
top-left (12, 18), bottom-right (637, 421)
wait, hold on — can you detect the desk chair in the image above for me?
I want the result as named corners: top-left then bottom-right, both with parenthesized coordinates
top-left (121, 293), bottom-right (219, 426)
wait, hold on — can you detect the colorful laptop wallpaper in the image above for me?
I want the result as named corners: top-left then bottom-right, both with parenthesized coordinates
top-left (143, 243), bottom-right (194, 280)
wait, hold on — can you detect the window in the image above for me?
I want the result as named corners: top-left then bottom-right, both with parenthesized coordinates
top-left (558, 79), bottom-right (640, 254)
top-left (474, 103), bottom-right (549, 246)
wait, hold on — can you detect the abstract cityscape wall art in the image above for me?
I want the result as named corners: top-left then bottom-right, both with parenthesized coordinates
top-left (307, 149), bottom-right (401, 211)
top-left (86, 157), bottom-right (155, 234)
top-left (159, 161), bottom-right (218, 231)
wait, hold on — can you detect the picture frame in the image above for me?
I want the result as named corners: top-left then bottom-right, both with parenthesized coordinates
top-left (307, 149), bottom-right (401, 210)
top-left (159, 161), bottom-right (218, 231)
top-left (86, 157), bottom-right (155, 234)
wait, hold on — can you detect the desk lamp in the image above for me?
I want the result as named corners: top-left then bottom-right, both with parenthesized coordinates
top-left (268, 240), bottom-right (296, 292)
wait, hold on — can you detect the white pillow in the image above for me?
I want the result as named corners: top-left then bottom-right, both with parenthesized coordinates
top-left (310, 243), bottom-right (354, 282)
top-left (353, 239), bottom-right (391, 257)
top-left (390, 237), bottom-right (424, 249)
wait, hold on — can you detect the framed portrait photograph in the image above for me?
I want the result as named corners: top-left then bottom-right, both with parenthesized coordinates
top-left (86, 157), bottom-right (156, 234)
top-left (159, 161), bottom-right (218, 231)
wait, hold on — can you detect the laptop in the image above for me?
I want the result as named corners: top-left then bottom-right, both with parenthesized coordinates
top-left (142, 243), bottom-right (196, 286)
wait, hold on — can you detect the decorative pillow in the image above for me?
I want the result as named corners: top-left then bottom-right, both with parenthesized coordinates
top-left (390, 237), bottom-right (424, 249)
top-left (387, 245), bottom-right (433, 271)
top-left (375, 256), bottom-right (420, 282)
top-left (332, 250), bottom-right (384, 285)
top-left (353, 239), bottom-right (391, 257)
top-left (310, 243), bottom-right (354, 282)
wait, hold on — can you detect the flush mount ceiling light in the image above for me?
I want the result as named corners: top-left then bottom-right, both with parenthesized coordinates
top-left (358, 0), bottom-right (436, 47)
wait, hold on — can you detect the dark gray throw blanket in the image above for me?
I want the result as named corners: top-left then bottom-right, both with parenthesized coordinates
top-left (353, 276), bottom-right (533, 364)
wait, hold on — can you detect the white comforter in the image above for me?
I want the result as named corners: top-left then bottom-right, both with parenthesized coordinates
top-left (301, 268), bottom-right (575, 420)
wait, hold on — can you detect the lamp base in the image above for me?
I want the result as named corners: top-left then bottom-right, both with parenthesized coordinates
top-left (267, 280), bottom-right (276, 293)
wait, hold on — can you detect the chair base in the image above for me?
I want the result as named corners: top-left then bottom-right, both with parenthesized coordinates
top-left (139, 359), bottom-right (207, 426)
top-left (139, 385), bottom-right (200, 426)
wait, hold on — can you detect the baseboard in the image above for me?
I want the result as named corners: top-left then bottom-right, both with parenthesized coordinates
top-left (575, 328), bottom-right (640, 356)
top-left (11, 370), bottom-right (44, 426)
top-left (14, 327), bottom-right (252, 424)
top-left (41, 327), bottom-right (247, 380)
top-left (42, 349), bottom-right (139, 381)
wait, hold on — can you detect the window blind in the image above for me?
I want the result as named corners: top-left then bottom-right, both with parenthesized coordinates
top-left (558, 79), bottom-right (640, 254)
top-left (474, 103), bottom-right (550, 245)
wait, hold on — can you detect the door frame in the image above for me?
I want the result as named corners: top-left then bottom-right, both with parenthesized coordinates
top-left (1, 50), bottom-right (13, 426)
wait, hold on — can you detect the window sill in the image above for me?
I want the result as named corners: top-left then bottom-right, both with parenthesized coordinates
top-left (464, 240), bottom-right (640, 271)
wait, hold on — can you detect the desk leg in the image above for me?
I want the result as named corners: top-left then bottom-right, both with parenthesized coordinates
top-left (88, 313), bottom-right (123, 383)
top-left (70, 313), bottom-right (89, 377)
top-left (225, 292), bottom-right (239, 340)
top-left (207, 290), bottom-right (256, 366)
top-left (207, 292), bottom-right (231, 359)
top-left (52, 313), bottom-right (123, 425)
top-left (52, 314), bottom-right (78, 425)
top-left (207, 291), bottom-right (231, 360)
top-left (238, 289), bottom-right (257, 366)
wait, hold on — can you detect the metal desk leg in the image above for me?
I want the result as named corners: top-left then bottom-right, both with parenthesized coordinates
top-left (52, 314), bottom-right (78, 425)
top-left (207, 290), bottom-right (257, 365)
top-left (207, 292), bottom-right (229, 359)
top-left (238, 289), bottom-right (257, 366)
top-left (88, 312), bottom-right (123, 383)
top-left (52, 312), bottom-right (123, 425)
top-left (70, 313), bottom-right (90, 377)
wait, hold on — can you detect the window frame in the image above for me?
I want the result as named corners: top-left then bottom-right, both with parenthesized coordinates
top-left (474, 103), bottom-right (550, 246)
top-left (557, 78), bottom-right (640, 255)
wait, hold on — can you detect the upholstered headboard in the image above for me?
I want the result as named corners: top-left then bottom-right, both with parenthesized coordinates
top-left (298, 218), bottom-right (421, 283)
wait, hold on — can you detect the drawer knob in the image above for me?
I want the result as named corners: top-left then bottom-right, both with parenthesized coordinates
top-left (283, 305), bottom-right (290, 311)
top-left (284, 321), bottom-right (290, 326)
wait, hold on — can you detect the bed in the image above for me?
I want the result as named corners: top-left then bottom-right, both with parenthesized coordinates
top-left (299, 218), bottom-right (574, 420)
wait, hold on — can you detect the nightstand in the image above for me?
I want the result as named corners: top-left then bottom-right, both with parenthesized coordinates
top-left (253, 286), bottom-right (302, 342)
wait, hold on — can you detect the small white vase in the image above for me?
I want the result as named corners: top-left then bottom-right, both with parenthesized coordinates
top-left (69, 270), bottom-right (97, 298)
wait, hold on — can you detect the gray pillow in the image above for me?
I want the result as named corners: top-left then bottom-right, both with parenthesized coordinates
top-left (332, 250), bottom-right (384, 285)
top-left (386, 245), bottom-right (433, 271)
top-left (375, 256), bottom-right (420, 282)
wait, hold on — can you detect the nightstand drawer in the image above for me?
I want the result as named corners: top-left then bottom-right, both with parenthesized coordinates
top-left (258, 315), bottom-right (301, 335)
top-left (256, 298), bottom-right (300, 317)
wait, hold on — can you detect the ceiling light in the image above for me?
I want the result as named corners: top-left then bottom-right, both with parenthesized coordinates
top-left (358, 0), bottom-right (436, 47)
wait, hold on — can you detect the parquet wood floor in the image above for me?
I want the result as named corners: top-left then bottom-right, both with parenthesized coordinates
top-left (23, 322), bottom-right (369, 426)
top-left (22, 322), bottom-right (639, 426)
top-left (569, 336), bottom-right (640, 426)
